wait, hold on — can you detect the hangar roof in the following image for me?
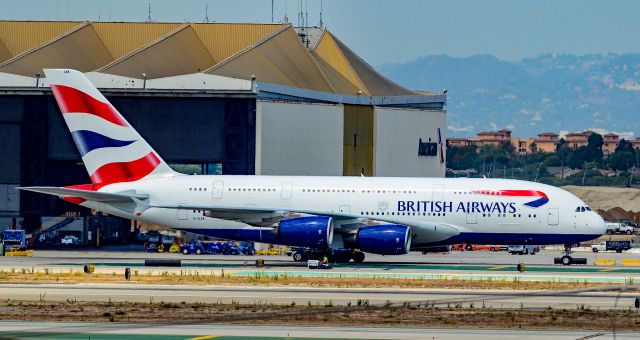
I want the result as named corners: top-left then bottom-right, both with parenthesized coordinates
top-left (0, 20), bottom-right (427, 97)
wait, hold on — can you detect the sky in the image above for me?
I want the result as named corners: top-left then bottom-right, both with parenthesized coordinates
top-left (1, 0), bottom-right (639, 65)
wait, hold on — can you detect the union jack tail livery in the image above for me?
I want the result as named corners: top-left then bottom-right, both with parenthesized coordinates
top-left (44, 69), bottom-right (176, 187)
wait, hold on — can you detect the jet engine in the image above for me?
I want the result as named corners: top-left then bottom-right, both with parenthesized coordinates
top-left (356, 225), bottom-right (411, 255)
top-left (277, 216), bottom-right (334, 248)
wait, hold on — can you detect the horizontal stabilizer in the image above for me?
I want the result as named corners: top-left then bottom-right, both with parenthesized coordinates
top-left (19, 186), bottom-right (148, 202)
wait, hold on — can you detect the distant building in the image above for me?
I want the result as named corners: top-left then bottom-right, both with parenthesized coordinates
top-left (446, 138), bottom-right (474, 148)
top-left (447, 128), bottom-right (639, 157)
top-left (534, 132), bottom-right (560, 153)
top-left (564, 131), bottom-right (592, 149)
top-left (632, 137), bottom-right (640, 150)
top-left (475, 129), bottom-right (512, 147)
top-left (602, 133), bottom-right (620, 155)
top-left (511, 137), bottom-right (533, 154)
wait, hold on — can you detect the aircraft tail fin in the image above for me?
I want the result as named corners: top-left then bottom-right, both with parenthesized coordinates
top-left (44, 69), bottom-right (177, 187)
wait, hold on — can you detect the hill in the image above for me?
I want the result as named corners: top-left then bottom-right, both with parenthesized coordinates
top-left (378, 54), bottom-right (640, 138)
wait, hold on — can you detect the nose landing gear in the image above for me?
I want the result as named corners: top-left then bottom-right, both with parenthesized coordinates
top-left (554, 244), bottom-right (587, 265)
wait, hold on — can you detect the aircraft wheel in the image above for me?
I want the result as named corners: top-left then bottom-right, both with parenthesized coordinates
top-left (352, 252), bottom-right (365, 263)
top-left (561, 255), bottom-right (573, 266)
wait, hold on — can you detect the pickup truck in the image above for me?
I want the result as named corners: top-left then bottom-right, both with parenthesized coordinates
top-left (592, 241), bottom-right (631, 253)
top-left (605, 222), bottom-right (636, 235)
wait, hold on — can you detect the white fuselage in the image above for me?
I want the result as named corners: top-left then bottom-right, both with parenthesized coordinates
top-left (83, 175), bottom-right (606, 248)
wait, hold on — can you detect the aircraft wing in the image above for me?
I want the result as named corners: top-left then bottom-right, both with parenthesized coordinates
top-left (19, 186), bottom-right (149, 202)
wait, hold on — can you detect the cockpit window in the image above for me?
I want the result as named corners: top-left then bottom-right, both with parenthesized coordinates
top-left (585, 207), bottom-right (592, 211)
top-left (580, 207), bottom-right (586, 212)
top-left (575, 207), bottom-right (581, 212)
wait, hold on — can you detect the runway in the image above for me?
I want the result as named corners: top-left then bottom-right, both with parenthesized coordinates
top-left (1, 282), bottom-right (638, 309)
top-left (5, 249), bottom-right (639, 267)
top-left (0, 321), bottom-right (637, 340)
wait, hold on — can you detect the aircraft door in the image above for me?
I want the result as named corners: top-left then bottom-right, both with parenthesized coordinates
top-left (211, 181), bottom-right (224, 199)
top-left (466, 212), bottom-right (477, 224)
top-left (281, 182), bottom-right (293, 200)
top-left (547, 208), bottom-right (559, 226)
top-left (177, 208), bottom-right (188, 220)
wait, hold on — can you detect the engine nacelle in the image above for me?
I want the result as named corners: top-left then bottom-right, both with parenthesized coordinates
top-left (357, 225), bottom-right (411, 255)
top-left (278, 216), bottom-right (334, 249)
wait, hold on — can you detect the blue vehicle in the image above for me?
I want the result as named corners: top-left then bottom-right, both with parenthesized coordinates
top-left (3, 229), bottom-right (26, 253)
top-left (180, 241), bottom-right (225, 255)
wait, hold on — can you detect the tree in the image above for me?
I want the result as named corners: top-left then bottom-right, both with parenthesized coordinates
top-left (499, 141), bottom-right (515, 155)
top-left (586, 133), bottom-right (604, 163)
top-left (528, 141), bottom-right (538, 154)
top-left (608, 151), bottom-right (634, 171)
top-left (567, 147), bottom-right (588, 169)
top-left (616, 139), bottom-right (634, 153)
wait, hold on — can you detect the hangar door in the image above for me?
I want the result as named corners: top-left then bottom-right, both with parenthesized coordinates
top-left (343, 105), bottom-right (373, 176)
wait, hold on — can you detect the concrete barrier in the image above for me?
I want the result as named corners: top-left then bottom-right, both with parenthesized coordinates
top-left (621, 259), bottom-right (640, 266)
top-left (144, 259), bottom-right (181, 267)
top-left (594, 258), bottom-right (616, 266)
top-left (4, 250), bottom-right (34, 257)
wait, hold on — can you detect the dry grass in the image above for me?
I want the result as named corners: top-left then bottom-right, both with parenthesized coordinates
top-left (0, 268), bottom-right (626, 290)
top-left (0, 299), bottom-right (639, 330)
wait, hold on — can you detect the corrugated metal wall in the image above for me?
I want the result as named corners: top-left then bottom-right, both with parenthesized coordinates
top-left (0, 21), bottom-right (419, 96)
top-left (192, 23), bottom-right (281, 63)
top-left (92, 22), bottom-right (181, 59)
top-left (256, 101), bottom-right (343, 176)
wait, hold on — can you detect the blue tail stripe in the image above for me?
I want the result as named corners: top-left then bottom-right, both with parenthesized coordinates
top-left (71, 130), bottom-right (136, 156)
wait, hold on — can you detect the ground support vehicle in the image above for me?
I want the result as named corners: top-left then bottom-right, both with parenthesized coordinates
top-left (60, 235), bottom-right (81, 246)
top-left (291, 247), bottom-right (365, 263)
top-left (606, 222), bottom-right (636, 235)
top-left (507, 245), bottom-right (539, 255)
top-left (591, 241), bottom-right (631, 253)
top-left (2, 230), bottom-right (26, 254)
top-left (307, 259), bottom-right (332, 269)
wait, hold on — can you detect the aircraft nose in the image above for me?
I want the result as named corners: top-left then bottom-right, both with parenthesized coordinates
top-left (592, 213), bottom-right (607, 236)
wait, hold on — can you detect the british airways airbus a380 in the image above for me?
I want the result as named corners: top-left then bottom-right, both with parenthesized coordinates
top-left (21, 69), bottom-right (606, 264)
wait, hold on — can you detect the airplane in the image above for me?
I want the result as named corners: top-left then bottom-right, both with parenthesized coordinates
top-left (21, 69), bottom-right (606, 265)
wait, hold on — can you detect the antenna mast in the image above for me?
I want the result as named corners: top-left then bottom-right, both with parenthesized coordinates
top-left (204, 3), bottom-right (209, 23)
top-left (146, 2), bottom-right (152, 22)
top-left (271, 0), bottom-right (275, 23)
top-left (283, 0), bottom-right (289, 23)
top-left (319, 0), bottom-right (323, 27)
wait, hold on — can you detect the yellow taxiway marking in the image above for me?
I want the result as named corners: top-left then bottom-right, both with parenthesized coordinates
top-left (187, 335), bottom-right (219, 340)
top-left (488, 266), bottom-right (508, 270)
top-left (598, 269), bottom-right (619, 272)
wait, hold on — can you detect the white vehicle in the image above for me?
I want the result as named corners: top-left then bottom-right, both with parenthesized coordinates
top-left (507, 245), bottom-right (538, 255)
top-left (21, 69), bottom-right (607, 264)
top-left (605, 222), bottom-right (636, 235)
top-left (60, 235), bottom-right (80, 246)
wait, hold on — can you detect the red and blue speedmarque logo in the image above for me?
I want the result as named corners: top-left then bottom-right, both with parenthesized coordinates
top-left (472, 190), bottom-right (549, 208)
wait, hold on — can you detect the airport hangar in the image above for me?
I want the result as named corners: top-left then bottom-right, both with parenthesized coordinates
top-left (0, 21), bottom-right (446, 240)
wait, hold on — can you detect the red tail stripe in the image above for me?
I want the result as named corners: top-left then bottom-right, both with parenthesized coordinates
top-left (90, 152), bottom-right (161, 185)
top-left (50, 85), bottom-right (128, 127)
